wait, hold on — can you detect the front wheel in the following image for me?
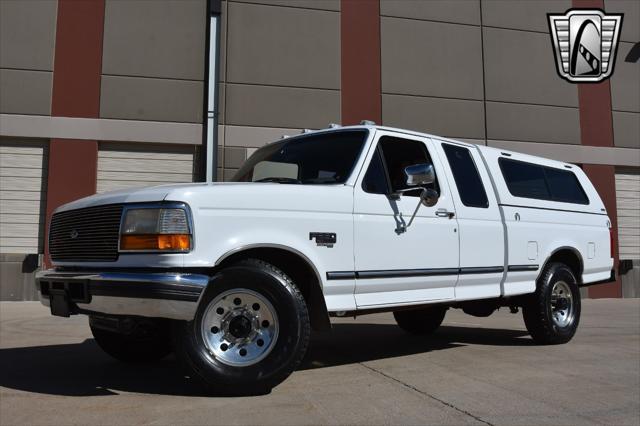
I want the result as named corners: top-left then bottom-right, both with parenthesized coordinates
top-left (522, 262), bottom-right (581, 344)
top-left (172, 259), bottom-right (310, 395)
top-left (90, 317), bottom-right (172, 363)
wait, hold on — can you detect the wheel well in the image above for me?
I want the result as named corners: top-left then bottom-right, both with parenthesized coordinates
top-left (216, 248), bottom-right (331, 332)
top-left (545, 248), bottom-right (583, 283)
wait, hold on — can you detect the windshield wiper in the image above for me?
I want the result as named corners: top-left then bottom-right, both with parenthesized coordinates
top-left (254, 177), bottom-right (302, 184)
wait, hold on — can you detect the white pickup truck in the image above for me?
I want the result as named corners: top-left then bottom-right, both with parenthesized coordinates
top-left (37, 124), bottom-right (615, 394)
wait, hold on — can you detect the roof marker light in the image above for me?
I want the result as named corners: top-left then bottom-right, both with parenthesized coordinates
top-left (360, 120), bottom-right (376, 126)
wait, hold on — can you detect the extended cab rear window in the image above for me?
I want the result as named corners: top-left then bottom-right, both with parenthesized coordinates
top-left (499, 158), bottom-right (589, 205)
top-left (442, 144), bottom-right (488, 208)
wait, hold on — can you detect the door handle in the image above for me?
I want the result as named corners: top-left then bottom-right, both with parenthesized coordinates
top-left (435, 209), bottom-right (455, 219)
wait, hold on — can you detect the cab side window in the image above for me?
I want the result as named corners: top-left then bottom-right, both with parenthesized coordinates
top-left (362, 148), bottom-right (388, 194)
top-left (442, 143), bottom-right (489, 208)
top-left (362, 136), bottom-right (438, 197)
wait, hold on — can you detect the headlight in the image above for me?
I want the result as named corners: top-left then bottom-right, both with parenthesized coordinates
top-left (120, 207), bottom-right (192, 252)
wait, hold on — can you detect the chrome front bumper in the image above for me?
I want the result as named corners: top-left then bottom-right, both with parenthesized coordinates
top-left (35, 270), bottom-right (210, 320)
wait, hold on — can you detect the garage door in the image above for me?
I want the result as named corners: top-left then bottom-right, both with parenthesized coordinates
top-left (0, 138), bottom-right (47, 254)
top-left (97, 142), bottom-right (197, 193)
top-left (615, 168), bottom-right (640, 260)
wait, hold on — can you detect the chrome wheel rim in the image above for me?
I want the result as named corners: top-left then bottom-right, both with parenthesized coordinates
top-left (551, 281), bottom-right (574, 328)
top-left (201, 289), bottom-right (279, 367)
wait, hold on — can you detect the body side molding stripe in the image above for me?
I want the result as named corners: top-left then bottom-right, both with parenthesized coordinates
top-left (459, 266), bottom-right (505, 275)
top-left (326, 266), bottom-right (507, 280)
top-left (499, 204), bottom-right (607, 216)
top-left (507, 264), bottom-right (540, 272)
top-left (357, 268), bottom-right (460, 279)
top-left (326, 271), bottom-right (357, 280)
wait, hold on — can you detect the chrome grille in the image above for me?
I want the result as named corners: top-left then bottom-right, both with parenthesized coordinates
top-left (49, 204), bottom-right (123, 262)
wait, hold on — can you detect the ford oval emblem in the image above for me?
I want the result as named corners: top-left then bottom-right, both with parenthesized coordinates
top-left (69, 229), bottom-right (79, 239)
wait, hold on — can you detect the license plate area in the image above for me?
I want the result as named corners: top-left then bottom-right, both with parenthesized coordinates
top-left (39, 278), bottom-right (91, 317)
top-left (49, 288), bottom-right (71, 317)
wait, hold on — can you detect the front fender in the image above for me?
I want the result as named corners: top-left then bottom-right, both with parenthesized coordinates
top-left (182, 207), bottom-right (357, 312)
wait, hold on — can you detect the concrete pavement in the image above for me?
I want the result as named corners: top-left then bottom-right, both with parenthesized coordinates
top-left (0, 299), bottom-right (638, 425)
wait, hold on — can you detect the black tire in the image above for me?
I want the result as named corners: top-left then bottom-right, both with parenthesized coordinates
top-left (522, 262), bottom-right (581, 345)
top-left (89, 317), bottom-right (172, 363)
top-left (393, 306), bottom-right (447, 335)
top-left (172, 258), bottom-right (310, 395)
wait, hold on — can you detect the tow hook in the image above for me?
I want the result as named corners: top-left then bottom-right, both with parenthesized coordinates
top-left (509, 306), bottom-right (519, 314)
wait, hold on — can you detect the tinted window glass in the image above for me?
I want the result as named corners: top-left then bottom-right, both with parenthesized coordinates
top-left (442, 144), bottom-right (489, 208)
top-left (362, 147), bottom-right (388, 194)
top-left (233, 130), bottom-right (367, 184)
top-left (499, 158), bottom-right (589, 205)
top-left (544, 167), bottom-right (589, 204)
top-left (499, 158), bottom-right (550, 200)
top-left (379, 137), bottom-right (438, 197)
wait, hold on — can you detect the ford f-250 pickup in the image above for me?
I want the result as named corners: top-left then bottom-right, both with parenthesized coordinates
top-left (36, 124), bottom-right (615, 394)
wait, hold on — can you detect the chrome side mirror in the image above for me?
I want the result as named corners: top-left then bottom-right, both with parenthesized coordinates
top-left (394, 164), bottom-right (440, 234)
top-left (405, 163), bottom-right (435, 187)
top-left (421, 188), bottom-right (439, 207)
top-left (397, 187), bottom-right (440, 234)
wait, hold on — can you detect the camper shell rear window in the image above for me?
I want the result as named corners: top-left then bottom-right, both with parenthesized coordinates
top-left (498, 158), bottom-right (589, 205)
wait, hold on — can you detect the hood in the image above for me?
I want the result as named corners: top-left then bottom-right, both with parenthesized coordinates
top-left (165, 182), bottom-right (354, 214)
top-left (54, 183), bottom-right (211, 213)
top-left (55, 182), bottom-right (354, 214)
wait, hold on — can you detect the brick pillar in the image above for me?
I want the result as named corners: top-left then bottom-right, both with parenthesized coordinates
top-left (572, 0), bottom-right (621, 297)
top-left (583, 163), bottom-right (621, 298)
top-left (340, 0), bottom-right (381, 125)
top-left (44, 0), bottom-right (105, 266)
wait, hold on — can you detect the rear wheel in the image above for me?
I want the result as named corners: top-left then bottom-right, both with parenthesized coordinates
top-left (393, 306), bottom-right (447, 335)
top-left (172, 259), bottom-right (310, 395)
top-left (89, 317), bottom-right (172, 363)
top-left (522, 262), bottom-right (581, 344)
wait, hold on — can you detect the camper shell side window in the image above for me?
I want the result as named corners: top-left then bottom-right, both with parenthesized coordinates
top-left (498, 158), bottom-right (590, 205)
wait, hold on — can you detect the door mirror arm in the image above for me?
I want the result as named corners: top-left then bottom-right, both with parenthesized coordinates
top-left (393, 163), bottom-right (441, 233)
top-left (396, 188), bottom-right (440, 233)
top-left (392, 163), bottom-right (440, 232)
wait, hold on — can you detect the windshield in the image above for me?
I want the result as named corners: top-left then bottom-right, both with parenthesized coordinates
top-left (232, 130), bottom-right (369, 184)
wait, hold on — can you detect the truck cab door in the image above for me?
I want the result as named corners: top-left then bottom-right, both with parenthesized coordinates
top-left (432, 140), bottom-right (505, 301)
top-left (352, 131), bottom-right (459, 308)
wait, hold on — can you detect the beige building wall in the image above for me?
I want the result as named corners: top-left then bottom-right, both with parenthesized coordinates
top-left (100, 0), bottom-right (207, 124)
top-left (378, 0), bottom-right (639, 168)
top-left (0, 0), bottom-right (637, 299)
top-left (379, 0), bottom-right (585, 151)
top-left (606, 0), bottom-right (640, 151)
top-left (217, 0), bottom-right (341, 180)
top-left (0, 0), bottom-right (57, 116)
top-left (0, 1), bottom-right (58, 300)
top-left (95, 0), bottom-right (206, 191)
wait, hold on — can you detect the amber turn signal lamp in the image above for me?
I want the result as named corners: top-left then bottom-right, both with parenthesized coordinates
top-left (120, 234), bottom-right (191, 251)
